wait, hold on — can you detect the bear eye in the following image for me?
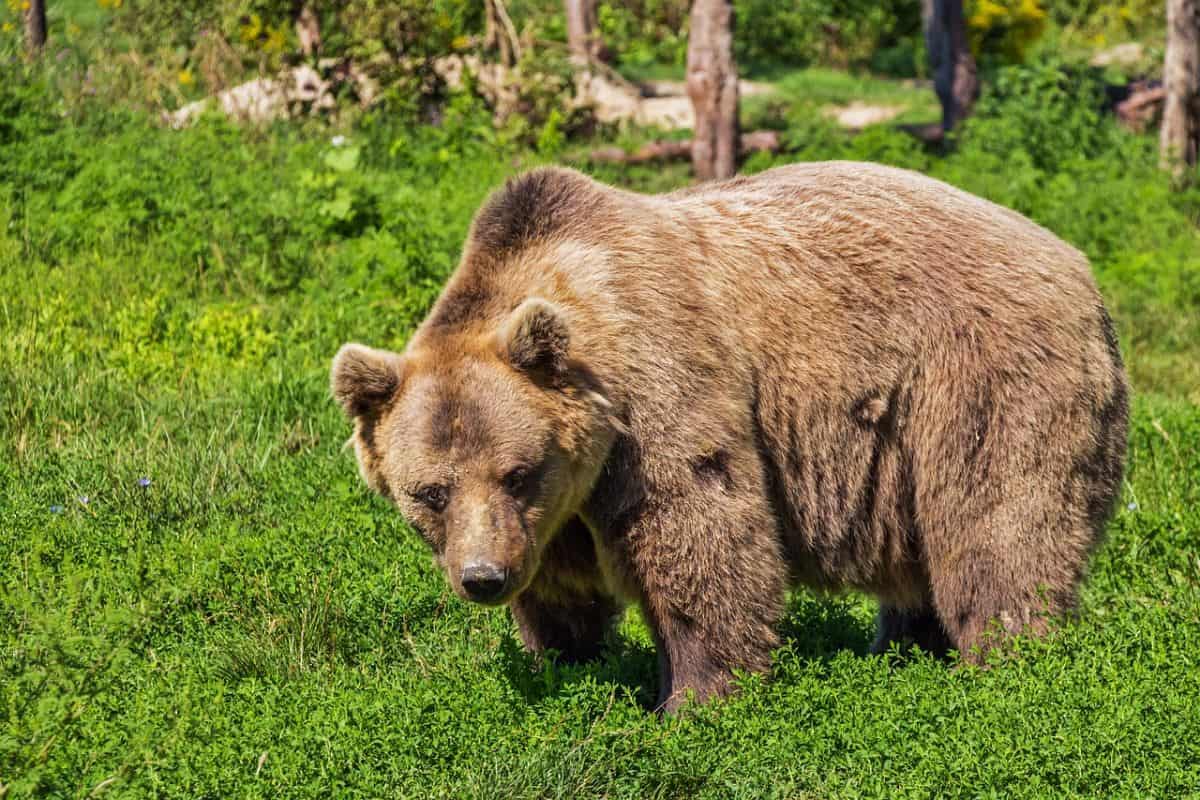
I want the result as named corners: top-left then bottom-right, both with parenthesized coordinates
top-left (502, 466), bottom-right (531, 496)
top-left (411, 484), bottom-right (449, 513)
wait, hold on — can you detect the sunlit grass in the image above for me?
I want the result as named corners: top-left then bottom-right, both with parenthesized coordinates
top-left (2, 60), bottom-right (1199, 796)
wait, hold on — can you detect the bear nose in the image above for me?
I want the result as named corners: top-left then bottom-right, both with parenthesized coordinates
top-left (461, 562), bottom-right (508, 602)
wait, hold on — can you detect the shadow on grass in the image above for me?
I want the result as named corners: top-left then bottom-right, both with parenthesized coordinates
top-left (497, 627), bottom-right (660, 709)
top-left (498, 592), bottom-right (879, 710)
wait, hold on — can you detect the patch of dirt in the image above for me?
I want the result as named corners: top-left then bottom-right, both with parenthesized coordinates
top-left (576, 73), bottom-right (774, 130)
top-left (1090, 42), bottom-right (1146, 68)
top-left (822, 101), bottom-right (906, 130)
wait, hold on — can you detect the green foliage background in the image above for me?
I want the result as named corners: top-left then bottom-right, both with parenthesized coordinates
top-left (0, 0), bottom-right (1168, 115)
top-left (1, 1), bottom-right (1199, 796)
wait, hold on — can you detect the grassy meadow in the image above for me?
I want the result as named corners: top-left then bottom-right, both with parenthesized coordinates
top-left (2, 34), bottom-right (1200, 798)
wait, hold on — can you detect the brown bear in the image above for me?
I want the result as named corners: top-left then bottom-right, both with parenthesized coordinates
top-left (331, 162), bottom-right (1128, 712)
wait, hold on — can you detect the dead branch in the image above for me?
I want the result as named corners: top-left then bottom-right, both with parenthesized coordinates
top-left (588, 130), bottom-right (781, 165)
top-left (484, 0), bottom-right (522, 67)
top-left (1117, 85), bottom-right (1166, 132)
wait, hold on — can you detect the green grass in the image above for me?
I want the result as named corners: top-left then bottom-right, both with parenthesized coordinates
top-left (2, 62), bottom-right (1200, 796)
top-left (738, 66), bottom-right (941, 130)
top-left (765, 66), bottom-right (934, 107)
top-left (607, 64), bottom-right (942, 131)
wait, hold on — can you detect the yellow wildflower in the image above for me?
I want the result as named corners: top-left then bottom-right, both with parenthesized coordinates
top-left (178, 69), bottom-right (194, 86)
top-left (1, 21), bottom-right (13, 33)
top-left (967, 0), bottom-right (1046, 61)
top-left (263, 25), bottom-right (286, 53)
top-left (240, 13), bottom-right (262, 43)
top-left (1019, 0), bottom-right (1045, 20)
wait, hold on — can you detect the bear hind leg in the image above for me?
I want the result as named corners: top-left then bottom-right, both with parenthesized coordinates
top-left (927, 544), bottom-right (1077, 665)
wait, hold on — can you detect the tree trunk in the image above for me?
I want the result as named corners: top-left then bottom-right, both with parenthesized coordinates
top-left (686, 0), bottom-right (738, 181)
top-left (923, 0), bottom-right (978, 133)
top-left (293, 4), bottom-right (321, 57)
top-left (565, 0), bottom-right (605, 65)
top-left (484, 0), bottom-right (519, 67)
top-left (1161, 0), bottom-right (1200, 173)
top-left (25, 0), bottom-right (47, 54)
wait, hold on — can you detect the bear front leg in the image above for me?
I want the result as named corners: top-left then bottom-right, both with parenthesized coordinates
top-left (617, 495), bottom-right (787, 713)
top-left (646, 607), bottom-right (766, 713)
top-left (509, 516), bottom-right (622, 664)
top-left (510, 589), bottom-right (621, 664)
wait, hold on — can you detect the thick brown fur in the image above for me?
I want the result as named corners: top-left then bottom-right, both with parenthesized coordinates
top-left (332, 162), bottom-right (1129, 712)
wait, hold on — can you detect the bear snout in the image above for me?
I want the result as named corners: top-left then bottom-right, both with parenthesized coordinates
top-left (460, 561), bottom-right (510, 603)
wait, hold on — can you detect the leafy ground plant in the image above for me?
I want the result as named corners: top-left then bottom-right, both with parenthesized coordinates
top-left (1, 59), bottom-right (1199, 796)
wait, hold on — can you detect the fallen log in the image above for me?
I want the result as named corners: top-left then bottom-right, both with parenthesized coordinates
top-left (588, 130), bottom-right (781, 164)
top-left (1114, 85), bottom-right (1166, 132)
top-left (163, 62), bottom-right (378, 128)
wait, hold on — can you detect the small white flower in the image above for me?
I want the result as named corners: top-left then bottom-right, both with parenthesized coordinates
top-left (331, 135), bottom-right (347, 147)
top-left (1126, 501), bottom-right (1138, 511)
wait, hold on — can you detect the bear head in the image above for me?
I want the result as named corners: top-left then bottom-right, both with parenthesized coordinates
top-left (331, 298), bottom-right (619, 605)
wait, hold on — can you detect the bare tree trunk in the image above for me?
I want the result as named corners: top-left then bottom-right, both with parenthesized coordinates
top-left (687, 0), bottom-right (738, 181)
top-left (25, 0), bottom-right (47, 54)
top-left (1161, 0), bottom-right (1200, 173)
top-left (565, 0), bottom-right (606, 65)
top-left (923, 0), bottom-right (978, 133)
top-left (484, 0), bottom-right (519, 67)
top-left (293, 3), bottom-right (321, 58)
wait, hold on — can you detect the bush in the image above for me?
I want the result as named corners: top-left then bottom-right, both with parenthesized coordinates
top-left (577, 0), bottom-right (926, 74)
top-left (967, 0), bottom-right (1048, 64)
top-left (737, 0), bottom-right (923, 72)
top-left (1039, 0), bottom-right (1164, 45)
top-left (955, 60), bottom-right (1116, 171)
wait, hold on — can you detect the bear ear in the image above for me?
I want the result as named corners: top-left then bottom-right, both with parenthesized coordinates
top-left (331, 343), bottom-right (404, 418)
top-left (497, 298), bottom-right (570, 378)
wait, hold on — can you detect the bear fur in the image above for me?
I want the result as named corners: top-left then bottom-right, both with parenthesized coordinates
top-left (332, 162), bottom-right (1128, 712)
